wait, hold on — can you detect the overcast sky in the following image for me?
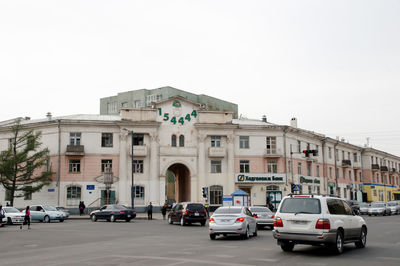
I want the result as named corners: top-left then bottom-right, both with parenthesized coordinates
top-left (1, 0), bottom-right (399, 155)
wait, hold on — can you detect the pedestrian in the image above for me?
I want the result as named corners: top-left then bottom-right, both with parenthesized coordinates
top-left (0, 205), bottom-right (5, 228)
top-left (147, 202), bottom-right (153, 220)
top-left (161, 202), bottom-right (167, 220)
top-left (79, 201), bottom-right (85, 216)
top-left (204, 203), bottom-right (209, 218)
top-left (20, 206), bottom-right (31, 230)
top-left (6, 202), bottom-right (10, 207)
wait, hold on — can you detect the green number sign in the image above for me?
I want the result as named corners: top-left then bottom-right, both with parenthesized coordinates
top-left (163, 113), bottom-right (169, 121)
top-left (185, 114), bottom-right (191, 121)
top-left (170, 117), bottom-right (177, 124)
top-left (191, 110), bottom-right (197, 118)
top-left (178, 117), bottom-right (184, 125)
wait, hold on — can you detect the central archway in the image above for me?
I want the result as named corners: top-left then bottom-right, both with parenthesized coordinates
top-left (165, 163), bottom-right (191, 203)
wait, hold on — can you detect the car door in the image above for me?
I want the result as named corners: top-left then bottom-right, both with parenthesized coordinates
top-left (29, 206), bottom-right (39, 220)
top-left (342, 200), bottom-right (360, 239)
top-left (37, 206), bottom-right (46, 220)
top-left (174, 204), bottom-right (183, 222)
top-left (97, 206), bottom-right (107, 219)
top-left (244, 207), bottom-right (256, 232)
top-left (327, 199), bottom-right (351, 239)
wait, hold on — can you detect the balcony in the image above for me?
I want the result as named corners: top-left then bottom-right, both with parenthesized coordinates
top-left (371, 164), bottom-right (380, 170)
top-left (264, 149), bottom-right (282, 158)
top-left (208, 147), bottom-right (226, 157)
top-left (380, 166), bottom-right (389, 172)
top-left (353, 161), bottom-right (361, 169)
top-left (133, 145), bottom-right (148, 157)
top-left (342, 160), bottom-right (352, 168)
top-left (66, 145), bottom-right (84, 156)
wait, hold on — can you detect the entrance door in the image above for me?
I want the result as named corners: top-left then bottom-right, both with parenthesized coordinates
top-left (266, 185), bottom-right (282, 211)
top-left (101, 190), bottom-right (115, 206)
top-left (165, 163), bottom-right (191, 203)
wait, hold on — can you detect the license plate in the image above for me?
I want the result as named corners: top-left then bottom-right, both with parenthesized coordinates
top-left (195, 213), bottom-right (199, 216)
top-left (292, 220), bottom-right (307, 224)
top-left (127, 215), bottom-right (131, 217)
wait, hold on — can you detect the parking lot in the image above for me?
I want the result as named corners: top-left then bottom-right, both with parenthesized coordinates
top-left (1, 214), bottom-right (400, 266)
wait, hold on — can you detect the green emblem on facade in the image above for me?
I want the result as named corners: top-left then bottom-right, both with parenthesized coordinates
top-left (238, 175), bottom-right (245, 182)
top-left (172, 100), bottom-right (182, 108)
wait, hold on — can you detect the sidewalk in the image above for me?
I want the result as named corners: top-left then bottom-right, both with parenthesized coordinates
top-left (69, 212), bottom-right (164, 220)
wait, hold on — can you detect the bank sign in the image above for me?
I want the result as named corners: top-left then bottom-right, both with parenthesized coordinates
top-left (235, 173), bottom-right (286, 183)
top-left (300, 176), bottom-right (320, 184)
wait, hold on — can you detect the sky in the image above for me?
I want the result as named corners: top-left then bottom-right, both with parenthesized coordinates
top-left (1, 0), bottom-right (399, 155)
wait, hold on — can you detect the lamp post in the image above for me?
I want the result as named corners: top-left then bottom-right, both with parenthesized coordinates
top-left (131, 131), bottom-right (135, 209)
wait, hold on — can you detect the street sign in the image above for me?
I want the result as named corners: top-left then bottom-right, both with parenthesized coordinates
top-left (292, 184), bottom-right (300, 192)
top-left (87, 185), bottom-right (95, 190)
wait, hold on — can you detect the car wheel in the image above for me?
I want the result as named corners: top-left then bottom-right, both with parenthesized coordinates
top-left (59, 219), bottom-right (64, 223)
top-left (126, 218), bottom-right (131, 222)
top-left (355, 227), bottom-right (367, 248)
top-left (168, 216), bottom-right (173, 224)
top-left (368, 214), bottom-right (371, 216)
top-left (91, 215), bottom-right (97, 222)
top-left (242, 226), bottom-right (250, 239)
top-left (7, 217), bottom-right (13, 225)
top-left (280, 241), bottom-right (294, 252)
top-left (44, 215), bottom-right (50, 223)
top-left (200, 221), bottom-right (206, 226)
top-left (210, 234), bottom-right (216, 240)
top-left (331, 231), bottom-right (344, 254)
top-left (110, 215), bottom-right (116, 222)
top-left (180, 217), bottom-right (185, 226)
top-left (253, 226), bottom-right (258, 237)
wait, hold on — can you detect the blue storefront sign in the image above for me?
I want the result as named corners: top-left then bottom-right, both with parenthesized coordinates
top-left (87, 185), bottom-right (95, 190)
top-left (48, 189), bottom-right (55, 192)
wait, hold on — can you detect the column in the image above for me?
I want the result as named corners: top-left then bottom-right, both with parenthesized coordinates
top-left (198, 133), bottom-right (206, 202)
top-left (227, 134), bottom-right (235, 195)
top-left (149, 133), bottom-right (160, 205)
top-left (118, 130), bottom-right (129, 206)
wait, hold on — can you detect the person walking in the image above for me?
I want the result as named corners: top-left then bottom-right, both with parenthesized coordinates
top-left (20, 206), bottom-right (31, 230)
top-left (79, 201), bottom-right (86, 216)
top-left (161, 202), bottom-right (167, 220)
top-left (147, 202), bottom-right (153, 220)
top-left (0, 205), bottom-right (5, 228)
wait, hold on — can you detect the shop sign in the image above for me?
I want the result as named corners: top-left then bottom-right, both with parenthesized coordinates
top-left (300, 176), bottom-right (320, 184)
top-left (235, 173), bottom-right (286, 183)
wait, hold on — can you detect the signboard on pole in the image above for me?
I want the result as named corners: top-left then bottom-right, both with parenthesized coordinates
top-left (222, 196), bottom-right (233, 206)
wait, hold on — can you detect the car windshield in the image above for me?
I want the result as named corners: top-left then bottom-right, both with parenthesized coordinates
top-left (4, 207), bottom-right (20, 213)
top-left (43, 206), bottom-right (58, 211)
top-left (371, 203), bottom-right (385, 207)
top-left (388, 202), bottom-right (397, 206)
top-left (214, 207), bottom-right (242, 214)
top-left (112, 205), bottom-right (128, 210)
top-left (280, 198), bottom-right (321, 214)
top-left (187, 204), bottom-right (204, 211)
top-left (250, 207), bottom-right (271, 213)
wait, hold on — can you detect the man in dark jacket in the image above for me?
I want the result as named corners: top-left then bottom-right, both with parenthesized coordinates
top-left (147, 202), bottom-right (153, 220)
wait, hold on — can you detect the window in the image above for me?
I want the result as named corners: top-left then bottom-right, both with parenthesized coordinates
top-left (69, 159), bottom-right (81, 173)
top-left (267, 160), bottom-right (277, 173)
top-left (133, 134), bottom-right (144, 145)
top-left (342, 151), bottom-right (345, 161)
top-left (349, 170), bottom-right (352, 180)
top-left (70, 133), bottom-right (81, 145)
top-left (8, 138), bottom-right (14, 149)
top-left (327, 199), bottom-right (346, 215)
top-left (316, 165), bottom-right (320, 177)
top-left (24, 186), bottom-right (33, 200)
top-left (307, 163), bottom-right (311, 176)
top-left (266, 136), bottom-right (276, 154)
top-left (329, 167), bottom-right (333, 179)
top-left (306, 143), bottom-right (310, 150)
top-left (179, 135), bottom-right (184, 147)
top-left (101, 133), bottom-right (113, 147)
top-left (371, 156), bottom-right (374, 164)
top-left (107, 102), bottom-right (118, 113)
top-left (171, 135), bottom-right (177, 147)
top-left (348, 152), bottom-right (350, 160)
top-left (336, 168), bottom-right (340, 178)
top-left (134, 186), bottom-right (144, 200)
top-left (211, 136), bottom-right (221, 147)
top-left (134, 100), bottom-right (141, 108)
top-left (210, 185), bottom-right (223, 205)
top-left (280, 198), bottom-right (321, 214)
top-left (211, 160), bottom-right (222, 173)
top-left (297, 162), bottom-right (302, 175)
top-left (342, 169), bottom-right (346, 179)
top-left (297, 140), bottom-right (301, 153)
top-left (46, 159), bottom-right (50, 172)
top-left (353, 153), bottom-right (358, 162)
top-left (66, 186), bottom-right (81, 206)
top-left (101, 159), bottom-right (112, 172)
top-left (133, 160), bottom-right (143, 173)
top-left (240, 160), bottom-right (250, 173)
top-left (360, 172), bottom-right (362, 182)
top-left (328, 147), bottom-right (332, 159)
top-left (239, 136), bottom-right (249, 149)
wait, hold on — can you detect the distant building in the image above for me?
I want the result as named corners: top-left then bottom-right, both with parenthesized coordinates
top-left (99, 86), bottom-right (239, 118)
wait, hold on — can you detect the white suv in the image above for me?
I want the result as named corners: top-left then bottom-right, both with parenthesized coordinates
top-left (272, 195), bottom-right (367, 254)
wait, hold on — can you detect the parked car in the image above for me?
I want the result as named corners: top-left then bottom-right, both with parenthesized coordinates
top-left (30, 205), bottom-right (66, 222)
top-left (3, 207), bottom-right (25, 225)
top-left (272, 195), bottom-right (367, 254)
top-left (90, 205), bottom-right (136, 222)
top-left (359, 202), bottom-right (370, 215)
top-left (209, 206), bottom-right (257, 240)
top-left (387, 201), bottom-right (400, 215)
top-left (368, 202), bottom-right (391, 216)
top-left (168, 202), bottom-right (207, 226)
top-left (347, 200), bottom-right (360, 215)
top-left (249, 206), bottom-right (274, 229)
top-left (55, 207), bottom-right (70, 219)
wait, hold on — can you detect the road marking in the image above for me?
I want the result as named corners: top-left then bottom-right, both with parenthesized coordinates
top-left (251, 258), bottom-right (278, 262)
top-left (211, 254), bottom-right (236, 258)
top-left (376, 257), bottom-right (400, 261)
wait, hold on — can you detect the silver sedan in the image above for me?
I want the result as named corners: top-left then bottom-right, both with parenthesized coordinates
top-left (209, 206), bottom-right (257, 240)
top-left (249, 206), bottom-right (274, 229)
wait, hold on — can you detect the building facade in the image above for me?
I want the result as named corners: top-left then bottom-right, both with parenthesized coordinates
top-left (1, 96), bottom-right (400, 210)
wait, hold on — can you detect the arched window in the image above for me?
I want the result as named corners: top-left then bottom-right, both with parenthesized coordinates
top-left (171, 135), bottom-right (177, 147)
top-left (66, 186), bottom-right (81, 206)
top-left (266, 185), bottom-right (279, 191)
top-left (210, 185), bottom-right (223, 205)
top-left (134, 186), bottom-right (145, 205)
top-left (179, 135), bottom-right (185, 147)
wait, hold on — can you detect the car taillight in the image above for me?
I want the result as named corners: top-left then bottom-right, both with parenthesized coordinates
top-left (315, 219), bottom-right (330, 230)
top-left (253, 215), bottom-right (258, 219)
top-left (271, 215), bottom-right (275, 219)
top-left (120, 211), bottom-right (125, 214)
top-left (235, 217), bottom-right (245, 223)
top-left (184, 210), bottom-right (188, 215)
top-left (273, 217), bottom-right (283, 227)
top-left (209, 218), bottom-right (215, 223)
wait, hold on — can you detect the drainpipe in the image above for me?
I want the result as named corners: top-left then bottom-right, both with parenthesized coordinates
top-left (283, 127), bottom-right (288, 187)
top-left (57, 119), bottom-right (61, 206)
top-left (334, 140), bottom-right (339, 196)
top-left (321, 137), bottom-right (327, 195)
top-left (360, 148), bottom-right (364, 202)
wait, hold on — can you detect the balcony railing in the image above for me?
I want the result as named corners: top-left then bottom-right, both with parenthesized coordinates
top-left (380, 166), bottom-right (389, 172)
top-left (342, 160), bottom-right (352, 168)
top-left (264, 149), bottom-right (282, 158)
top-left (66, 145), bottom-right (84, 155)
top-left (371, 164), bottom-right (380, 170)
top-left (208, 147), bottom-right (226, 157)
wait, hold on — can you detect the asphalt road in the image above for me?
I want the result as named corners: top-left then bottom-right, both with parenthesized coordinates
top-left (1, 215), bottom-right (400, 266)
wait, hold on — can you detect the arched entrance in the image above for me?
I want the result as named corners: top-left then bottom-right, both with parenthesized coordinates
top-left (165, 163), bottom-right (191, 204)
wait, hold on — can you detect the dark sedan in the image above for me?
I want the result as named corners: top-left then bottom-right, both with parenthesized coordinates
top-left (90, 205), bottom-right (136, 222)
